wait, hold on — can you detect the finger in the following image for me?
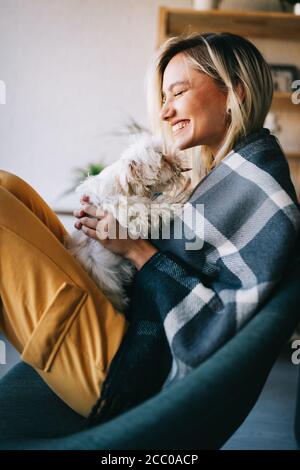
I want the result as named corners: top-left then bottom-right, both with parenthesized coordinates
top-left (81, 225), bottom-right (97, 239)
top-left (73, 209), bottom-right (85, 218)
top-left (74, 221), bottom-right (82, 229)
top-left (83, 204), bottom-right (106, 219)
top-left (95, 217), bottom-right (110, 241)
top-left (80, 204), bottom-right (97, 217)
top-left (80, 194), bottom-right (90, 204)
top-left (79, 216), bottom-right (98, 230)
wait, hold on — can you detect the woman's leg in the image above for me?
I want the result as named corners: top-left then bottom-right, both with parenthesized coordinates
top-left (0, 170), bottom-right (129, 418)
top-left (0, 170), bottom-right (67, 243)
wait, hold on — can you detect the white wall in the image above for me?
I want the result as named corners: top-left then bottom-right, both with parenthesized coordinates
top-left (1, 0), bottom-right (299, 231)
top-left (0, 0), bottom-right (191, 222)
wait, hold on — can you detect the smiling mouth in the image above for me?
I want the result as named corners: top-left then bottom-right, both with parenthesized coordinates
top-left (172, 120), bottom-right (190, 135)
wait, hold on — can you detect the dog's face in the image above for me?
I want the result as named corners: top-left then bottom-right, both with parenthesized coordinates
top-left (115, 134), bottom-right (190, 198)
top-left (75, 134), bottom-right (191, 204)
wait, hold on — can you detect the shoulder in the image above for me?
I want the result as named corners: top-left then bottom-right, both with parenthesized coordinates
top-left (189, 128), bottom-right (298, 208)
top-left (233, 128), bottom-right (297, 204)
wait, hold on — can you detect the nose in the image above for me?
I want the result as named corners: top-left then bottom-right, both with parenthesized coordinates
top-left (159, 99), bottom-right (175, 122)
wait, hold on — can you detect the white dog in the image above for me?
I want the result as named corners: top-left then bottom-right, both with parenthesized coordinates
top-left (63, 133), bottom-right (192, 312)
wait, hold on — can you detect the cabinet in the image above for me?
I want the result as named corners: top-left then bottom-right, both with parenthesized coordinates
top-left (157, 7), bottom-right (300, 198)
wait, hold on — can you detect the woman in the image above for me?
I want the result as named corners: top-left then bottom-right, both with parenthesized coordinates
top-left (0, 32), bottom-right (299, 430)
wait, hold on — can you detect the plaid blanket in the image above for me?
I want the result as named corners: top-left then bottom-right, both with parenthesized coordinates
top-left (137, 127), bottom-right (300, 389)
top-left (88, 127), bottom-right (300, 425)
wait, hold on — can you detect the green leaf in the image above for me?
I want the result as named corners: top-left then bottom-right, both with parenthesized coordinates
top-left (61, 114), bottom-right (149, 198)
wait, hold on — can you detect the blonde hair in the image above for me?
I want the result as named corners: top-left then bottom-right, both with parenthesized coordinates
top-left (144, 32), bottom-right (273, 184)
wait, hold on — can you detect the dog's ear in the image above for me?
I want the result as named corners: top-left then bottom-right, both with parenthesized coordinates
top-left (128, 160), bottom-right (139, 177)
top-left (114, 174), bottom-right (128, 195)
top-left (114, 160), bottom-right (148, 196)
top-left (161, 149), bottom-right (192, 173)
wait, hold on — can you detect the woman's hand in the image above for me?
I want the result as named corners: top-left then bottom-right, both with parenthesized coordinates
top-left (73, 195), bottom-right (159, 270)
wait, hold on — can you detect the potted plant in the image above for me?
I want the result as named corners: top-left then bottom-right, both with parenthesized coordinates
top-left (60, 115), bottom-right (150, 197)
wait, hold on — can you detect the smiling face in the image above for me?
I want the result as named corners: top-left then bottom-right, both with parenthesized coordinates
top-left (160, 52), bottom-right (229, 154)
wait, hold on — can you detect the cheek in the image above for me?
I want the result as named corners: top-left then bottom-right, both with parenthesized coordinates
top-left (186, 92), bottom-right (211, 122)
top-left (192, 92), bottom-right (227, 127)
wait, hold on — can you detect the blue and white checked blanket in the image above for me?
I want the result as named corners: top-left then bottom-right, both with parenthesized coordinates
top-left (88, 127), bottom-right (300, 424)
top-left (138, 127), bottom-right (300, 389)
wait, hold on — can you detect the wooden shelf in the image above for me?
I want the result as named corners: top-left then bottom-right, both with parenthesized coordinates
top-left (158, 7), bottom-right (300, 45)
top-left (287, 152), bottom-right (300, 159)
top-left (272, 92), bottom-right (299, 111)
top-left (157, 7), bottom-right (300, 200)
top-left (54, 209), bottom-right (73, 216)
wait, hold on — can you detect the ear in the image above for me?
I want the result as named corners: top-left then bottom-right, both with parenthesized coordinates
top-left (236, 81), bottom-right (245, 103)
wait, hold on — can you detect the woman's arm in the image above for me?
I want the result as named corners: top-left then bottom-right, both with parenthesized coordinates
top-left (126, 239), bottom-right (159, 270)
top-left (128, 247), bottom-right (227, 387)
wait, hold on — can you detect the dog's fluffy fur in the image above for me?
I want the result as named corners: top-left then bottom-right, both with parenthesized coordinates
top-left (63, 134), bottom-right (192, 312)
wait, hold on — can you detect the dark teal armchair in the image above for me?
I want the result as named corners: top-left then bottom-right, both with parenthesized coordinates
top-left (0, 249), bottom-right (300, 450)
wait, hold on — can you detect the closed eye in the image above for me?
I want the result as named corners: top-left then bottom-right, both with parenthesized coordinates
top-left (174, 90), bottom-right (184, 97)
top-left (161, 90), bottom-right (185, 105)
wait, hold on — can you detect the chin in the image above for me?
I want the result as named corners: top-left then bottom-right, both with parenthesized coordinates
top-left (175, 139), bottom-right (195, 151)
top-left (173, 127), bottom-right (198, 151)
